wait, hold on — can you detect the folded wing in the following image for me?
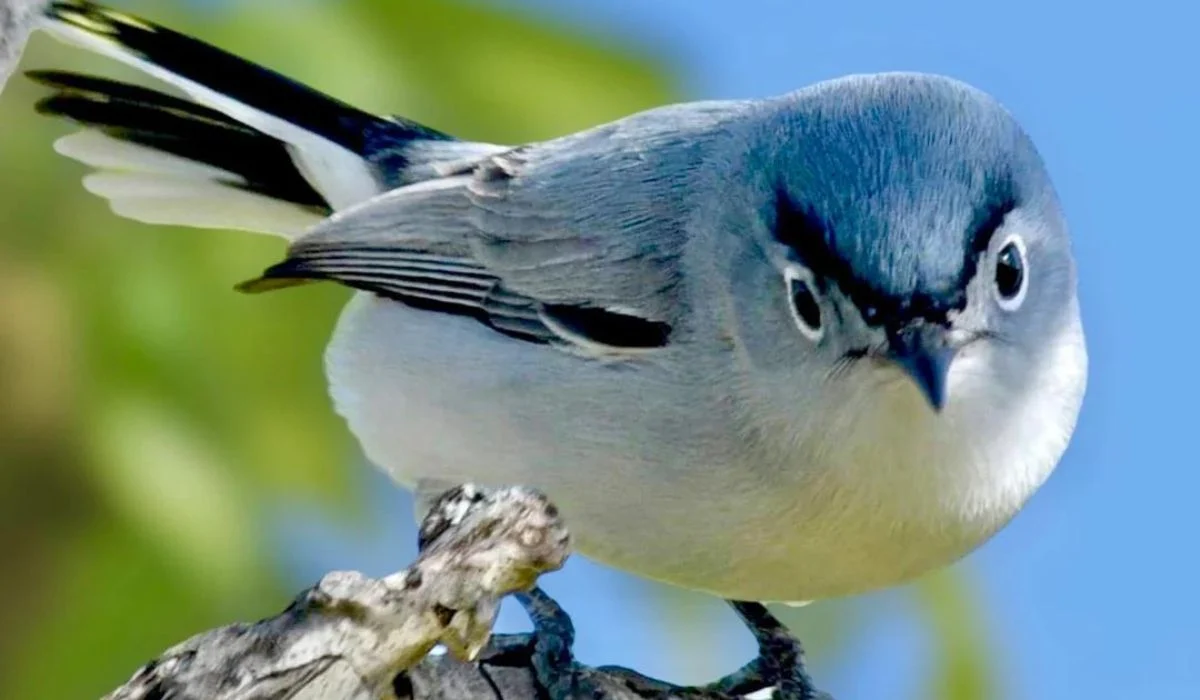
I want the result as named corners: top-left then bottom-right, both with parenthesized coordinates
top-left (242, 101), bottom-right (752, 354)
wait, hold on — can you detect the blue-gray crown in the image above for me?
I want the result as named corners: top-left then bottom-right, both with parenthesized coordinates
top-left (766, 73), bottom-right (1052, 326)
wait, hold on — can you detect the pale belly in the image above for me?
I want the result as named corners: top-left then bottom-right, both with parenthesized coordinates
top-left (324, 293), bottom-right (1087, 601)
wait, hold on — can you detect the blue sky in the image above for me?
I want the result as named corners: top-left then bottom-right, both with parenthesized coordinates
top-left (278, 1), bottom-right (1200, 698)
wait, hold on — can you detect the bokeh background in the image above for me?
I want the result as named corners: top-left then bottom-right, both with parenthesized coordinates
top-left (1, 0), bottom-right (1196, 698)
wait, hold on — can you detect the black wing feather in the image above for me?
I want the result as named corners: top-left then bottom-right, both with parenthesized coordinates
top-left (44, 1), bottom-right (451, 152)
top-left (241, 247), bottom-right (671, 349)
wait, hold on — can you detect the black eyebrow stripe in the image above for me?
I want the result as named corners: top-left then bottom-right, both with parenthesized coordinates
top-left (967, 196), bottom-right (1018, 259)
top-left (956, 193), bottom-right (1018, 309)
top-left (771, 187), bottom-right (842, 296)
top-left (771, 185), bottom-right (1018, 328)
top-left (772, 187), bottom-right (905, 320)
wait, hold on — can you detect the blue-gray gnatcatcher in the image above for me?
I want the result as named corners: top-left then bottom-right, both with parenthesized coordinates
top-left (25, 2), bottom-right (1087, 693)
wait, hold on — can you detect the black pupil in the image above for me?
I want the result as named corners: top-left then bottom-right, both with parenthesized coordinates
top-left (995, 243), bottom-right (1024, 299)
top-left (789, 278), bottom-right (822, 330)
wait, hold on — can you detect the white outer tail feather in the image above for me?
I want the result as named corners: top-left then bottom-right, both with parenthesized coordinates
top-left (38, 11), bottom-right (385, 240)
top-left (83, 171), bottom-right (328, 237)
top-left (55, 130), bottom-right (326, 237)
top-left (55, 130), bottom-right (237, 180)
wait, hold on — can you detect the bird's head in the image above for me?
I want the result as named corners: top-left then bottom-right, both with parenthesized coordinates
top-left (716, 73), bottom-right (1081, 422)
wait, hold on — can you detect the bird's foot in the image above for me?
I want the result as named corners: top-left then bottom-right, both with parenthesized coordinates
top-left (483, 587), bottom-right (715, 698)
top-left (505, 587), bottom-right (589, 697)
top-left (484, 587), bottom-right (612, 698)
top-left (481, 588), bottom-right (828, 699)
top-left (703, 600), bottom-right (825, 700)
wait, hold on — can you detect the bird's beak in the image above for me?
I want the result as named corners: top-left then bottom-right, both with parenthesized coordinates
top-left (886, 323), bottom-right (958, 412)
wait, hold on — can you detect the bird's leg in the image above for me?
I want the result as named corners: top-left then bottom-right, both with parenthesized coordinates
top-left (487, 587), bottom-right (729, 699)
top-left (703, 600), bottom-right (822, 700)
top-left (483, 589), bottom-right (828, 699)
top-left (514, 587), bottom-right (584, 696)
top-left (483, 586), bottom-right (592, 699)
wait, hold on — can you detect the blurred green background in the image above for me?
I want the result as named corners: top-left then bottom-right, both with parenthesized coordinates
top-left (0, 1), bottom-right (993, 698)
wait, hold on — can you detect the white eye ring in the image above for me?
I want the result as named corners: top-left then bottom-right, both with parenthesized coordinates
top-left (783, 264), bottom-right (824, 342)
top-left (993, 233), bottom-right (1029, 312)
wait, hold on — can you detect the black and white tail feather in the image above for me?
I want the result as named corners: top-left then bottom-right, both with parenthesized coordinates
top-left (34, 0), bottom-right (479, 238)
top-left (33, 1), bottom-right (710, 352)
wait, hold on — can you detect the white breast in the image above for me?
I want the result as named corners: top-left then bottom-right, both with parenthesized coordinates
top-left (324, 293), bottom-right (1088, 602)
top-left (727, 318), bottom-right (1089, 600)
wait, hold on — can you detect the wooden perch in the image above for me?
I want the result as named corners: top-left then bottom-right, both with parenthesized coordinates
top-left (102, 485), bottom-right (576, 700)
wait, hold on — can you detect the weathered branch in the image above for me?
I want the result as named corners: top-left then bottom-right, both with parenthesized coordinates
top-left (103, 485), bottom-right (574, 700)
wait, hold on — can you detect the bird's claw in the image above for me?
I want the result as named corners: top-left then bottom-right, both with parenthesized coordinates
top-left (718, 601), bottom-right (822, 699)
top-left (482, 589), bottom-right (826, 700)
top-left (515, 587), bottom-right (588, 696)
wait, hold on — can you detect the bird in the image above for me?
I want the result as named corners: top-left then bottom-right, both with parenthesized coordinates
top-left (24, 1), bottom-right (1087, 694)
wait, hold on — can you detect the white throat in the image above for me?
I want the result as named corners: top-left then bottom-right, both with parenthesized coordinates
top-left (750, 315), bottom-right (1089, 597)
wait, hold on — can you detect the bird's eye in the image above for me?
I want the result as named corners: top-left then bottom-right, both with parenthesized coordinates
top-left (784, 266), bottom-right (824, 341)
top-left (993, 236), bottom-right (1028, 310)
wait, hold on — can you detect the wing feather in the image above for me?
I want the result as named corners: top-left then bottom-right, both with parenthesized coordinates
top-left (242, 100), bottom-right (753, 353)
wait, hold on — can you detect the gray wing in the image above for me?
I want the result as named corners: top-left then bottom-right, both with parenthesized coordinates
top-left (240, 100), bottom-right (751, 353)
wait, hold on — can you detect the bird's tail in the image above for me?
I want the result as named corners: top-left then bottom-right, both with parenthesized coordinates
top-left (30, 1), bottom-right (491, 239)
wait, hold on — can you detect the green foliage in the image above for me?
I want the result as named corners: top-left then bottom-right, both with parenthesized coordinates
top-left (915, 570), bottom-right (1001, 700)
